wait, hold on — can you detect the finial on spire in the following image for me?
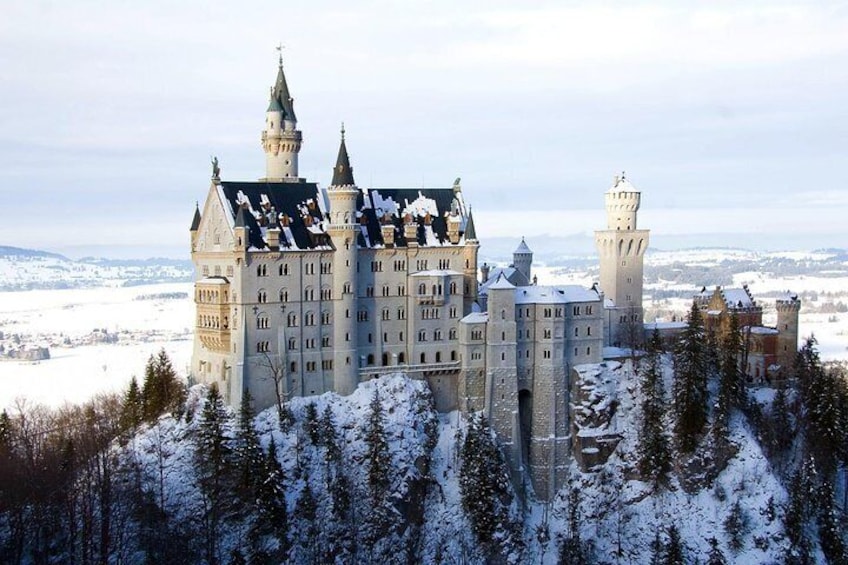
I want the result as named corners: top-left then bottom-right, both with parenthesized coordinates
top-left (276, 43), bottom-right (284, 66)
top-left (621, 170), bottom-right (626, 180)
top-left (340, 121), bottom-right (345, 141)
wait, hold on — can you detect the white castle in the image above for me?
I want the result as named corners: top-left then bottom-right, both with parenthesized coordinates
top-left (189, 54), bottom-right (771, 500)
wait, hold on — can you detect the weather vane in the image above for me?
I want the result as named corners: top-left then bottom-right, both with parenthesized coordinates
top-left (276, 42), bottom-right (285, 65)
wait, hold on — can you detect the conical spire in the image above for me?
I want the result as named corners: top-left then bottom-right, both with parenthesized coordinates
top-left (234, 205), bottom-right (248, 228)
top-left (331, 123), bottom-right (355, 186)
top-left (464, 210), bottom-right (477, 241)
top-left (272, 55), bottom-right (296, 121)
top-left (190, 203), bottom-right (201, 231)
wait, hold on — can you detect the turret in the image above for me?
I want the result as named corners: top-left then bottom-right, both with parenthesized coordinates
top-left (326, 125), bottom-right (360, 395)
top-left (594, 172), bottom-right (650, 346)
top-left (261, 52), bottom-right (302, 181)
top-left (513, 237), bottom-right (532, 284)
top-left (190, 203), bottom-right (201, 253)
top-left (776, 293), bottom-right (801, 370)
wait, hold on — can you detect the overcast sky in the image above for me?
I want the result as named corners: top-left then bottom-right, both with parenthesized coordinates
top-left (1, 1), bottom-right (846, 258)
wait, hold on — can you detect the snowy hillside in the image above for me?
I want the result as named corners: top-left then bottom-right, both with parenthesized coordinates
top-left (116, 370), bottom-right (798, 564)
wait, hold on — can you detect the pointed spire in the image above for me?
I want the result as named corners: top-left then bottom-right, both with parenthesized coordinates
top-left (464, 210), bottom-right (477, 241)
top-left (190, 203), bottom-right (201, 231)
top-left (331, 123), bottom-right (355, 186)
top-left (272, 52), bottom-right (297, 122)
top-left (234, 205), bottom-right (248, 228)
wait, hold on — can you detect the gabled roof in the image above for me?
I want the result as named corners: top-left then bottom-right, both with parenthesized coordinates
top-left (488, 273), bottom-right (515, 290)
top-left (480, 266), bottom-right (529, 293)
top-left (514, 284), bottom-right (600, 304)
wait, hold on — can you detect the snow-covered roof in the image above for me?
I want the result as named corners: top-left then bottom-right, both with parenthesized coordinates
top-left (748, 326), bottom-right (779, 335)
top-left (644, 321), bottom-right (687, 330)
top-left (514, 284), bottom-right (599, 304)
top-left (722, 288), bottom-right (755, 309)
top-left (198, 277), bottom-right (230, 285)
top-left (514, 238), bottom-right (532, 255)
top-left (461, 312), bottom-right (488, 324)
top-left (487, 273), bottom-right (515, 290)
top-left (480, 266), bottom-right (529, 293)
top-left (608, 175), bottom-right (637, 193)
top-left (410, 269), bottom-right (462, 277)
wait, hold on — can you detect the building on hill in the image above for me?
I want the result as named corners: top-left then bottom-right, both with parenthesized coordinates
top-left (695, 285), bottom-right (800, 382)
top-left (191, 54), bottom-right (478, 411)
top-left (190, 53), bottom-right (797, 500)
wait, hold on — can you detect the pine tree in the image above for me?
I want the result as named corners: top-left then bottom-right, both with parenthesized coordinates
top-left (649, 529), bottom-right (664, 565)
top-left (723, 500), bottom-right (749, 552)
top-left (365, 388), bottom-right (390, 498)
top-left (637, 328), bottom-right (671, 487)
top-left (816, 476), bottom-right (845, 564)
top-left (303, 402), bottom-right (320, 445)
top-left (663, 524), bottom-right (685, 565)
top-left (119, 376), bottom-right (143, 432)
top-left (459, 413), bottom-right (519, 560)
top-left (141, 349), bottom-right (185, 421)
top-left (706, 536), bottom-right (727, 565)
top-left (558, 487), bottom-right (591, 564)
top-left (294, 481), bottom-right (317, 562)
top-left (784, 457), bottom-right (817, 562)
top-left (770, 379), bottom-right (793, 454)
top-left (672, 301), bottom-right (708, 453)
top-left (714, 311), bottom-right (743, 447)
top-left (234, 390), bottom-right (264, 505)
top-left (194, 383), bottom-right (235, 565)
top-left (254, 436), bottom-right (288, 558)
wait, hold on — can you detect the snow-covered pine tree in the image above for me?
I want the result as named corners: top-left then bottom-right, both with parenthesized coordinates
top-left (194, 383), bottom-right (236, 565)
top-left (770, 379), bottom-right (793, 456)
top-left (292, 481), bottom-right (318, 563)
top-left (637, 328), bottom-right (671, 487)
top-left (119, 375), bottom-right (143, 432)
top-left (663, 524), bottom-right (685, 565)
top-left (303, 401), bottom-right (320, 445)
top-left (234, 390), bottom-right (264, 506)
top-left (783, 456), bottom-right (817, 562)
top-left (141, 349), bottom-right (185, 421)
top-left (723, 499), bottom-right (749, 553)
top-left (673, 301), bottom-right (708, 453)
top-left (459, 413), bottom-right (521, 562)
top-left (252, 436), bottom-right (288, 561)
top-left (816, 475), bottom-right (846, 564)
top-left (361, 387), bottom-right (395, 559)
top-left (706, 536), bottom-right (728, 565)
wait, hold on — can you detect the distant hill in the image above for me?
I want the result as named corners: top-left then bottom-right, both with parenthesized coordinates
top-left (0, 245), bottom-right (193, 291)
top-left (0, 245), bottom-right (69, 261)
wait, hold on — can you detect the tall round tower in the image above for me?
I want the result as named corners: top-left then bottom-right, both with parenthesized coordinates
top-left (594, 173), bottom-right (650, 346)
top-left (327, 126), bottom-right (360, 395)
top-left (775, 293), bottom-right (801, 371)
top-left (261, 53), bottom-right (302, 181)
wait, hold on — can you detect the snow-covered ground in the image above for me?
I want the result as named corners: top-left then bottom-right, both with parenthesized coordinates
top-left (0, 283), bottom-right (194, 408)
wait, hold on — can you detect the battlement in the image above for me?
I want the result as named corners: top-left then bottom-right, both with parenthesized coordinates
top-left (776, 293), bottom-right (801, 311)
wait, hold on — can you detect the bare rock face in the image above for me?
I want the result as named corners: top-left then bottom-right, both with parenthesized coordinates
top-left (570, 362), bottom-right (622, 471)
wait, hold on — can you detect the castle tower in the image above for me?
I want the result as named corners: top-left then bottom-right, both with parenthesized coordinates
top-left (513, 238), bottom-right (532, 284)
top-left (595, 173), bottom-right (650, 346)
top-left (326, 125), bottom-right (360, 395)
top-left (462, 210), bottom-right (480, 314)
top-left (485, 275), bottom-right (521, 474)
top-left (775, 293), bottom-right (801, 371)
top-left (261, 53), bottom-right (302, 181)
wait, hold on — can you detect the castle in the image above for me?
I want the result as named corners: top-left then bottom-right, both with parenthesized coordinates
top-left (189, 55), bottom-right (799, 500)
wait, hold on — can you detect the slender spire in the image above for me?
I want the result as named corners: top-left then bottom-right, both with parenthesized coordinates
top-left (234, 205), bottom-right (248, 228)
top-left (271, 47), bottom-right (296, 121)
top-left (464, 210), bottom-right (477, 241)
top-left (190, 203), bottom-right (201, 231)
top-left (331, 123), bottom-right (355, 186)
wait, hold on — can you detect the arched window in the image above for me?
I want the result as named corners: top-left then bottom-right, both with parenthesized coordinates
top-left (382, 353), bottom-right (389, 366)
top-left (367, 354), bottom-right (375, 366)
top-left (279, 288), bottom-right (289, 302)
top-left (435, 351), bottom-right (442, 363)
top-left (450, 350), bottom-right (457, 361)
top-left (420, 352), bottom-right (426, 364)
top-left (398, 352), bottom-right (406, 364)
top-left (257, 290), bottom-right (267, 303)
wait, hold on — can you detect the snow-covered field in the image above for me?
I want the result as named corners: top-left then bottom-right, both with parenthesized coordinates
top-left (0, 283), bottom-right (194, 408)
